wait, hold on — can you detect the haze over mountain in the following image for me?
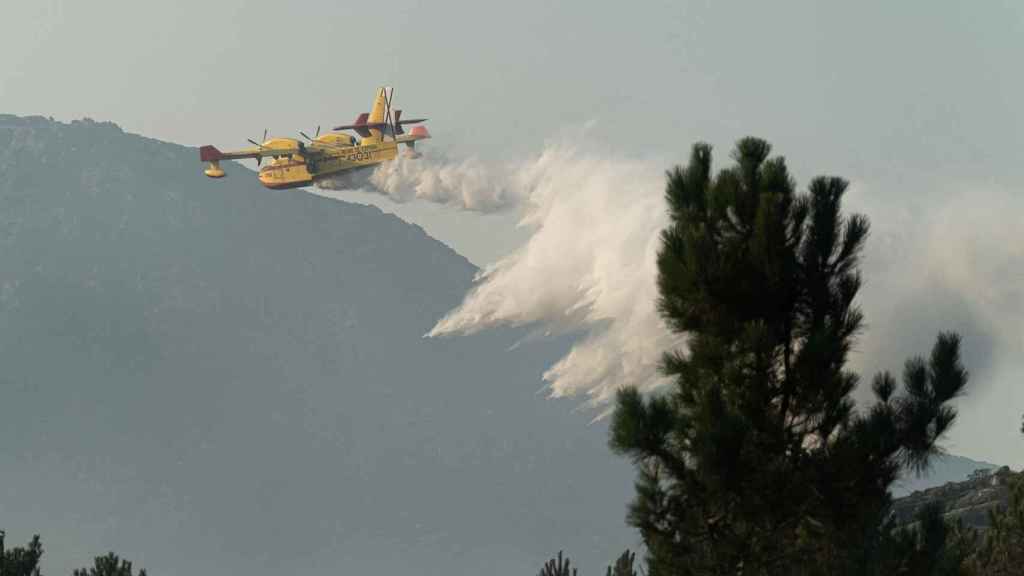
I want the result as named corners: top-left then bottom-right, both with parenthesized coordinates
top-left (892, 454), bottom-right (999, 497)
top-left (0, 115), bottom-right (1001, 575)
top-left (0, 115), bottom-right (639, 576)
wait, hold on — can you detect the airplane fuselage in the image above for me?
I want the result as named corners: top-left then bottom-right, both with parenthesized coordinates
top-left (199, 87), bottom-right (429, 188)
top-left (258, 140), bottom-right (402, 190)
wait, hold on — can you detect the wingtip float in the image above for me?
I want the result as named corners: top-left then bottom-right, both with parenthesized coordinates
top-left (198, 87), bottom-right (430, 189)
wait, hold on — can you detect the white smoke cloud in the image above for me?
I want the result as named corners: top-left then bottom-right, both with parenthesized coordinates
top-left (848, 185), bottom-right (1024, 393)
top-left (843, 183), bottom-right (1024, 465)
top-left (317, 151), bottom-right (520, 212)
top-left (315, 139), bottom-right (684, 409)
top-left (314, 136), bottom-right (1024, 429)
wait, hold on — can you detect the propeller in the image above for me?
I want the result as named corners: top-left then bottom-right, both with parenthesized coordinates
top-left (247, 128), bottom-right (268, 166)
top-left (299, 125), bottom-right (321, 142)
top-left (383, 87), bottom-right (397, 142)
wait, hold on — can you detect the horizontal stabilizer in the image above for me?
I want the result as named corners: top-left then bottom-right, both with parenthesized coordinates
top-left (391, 110), bottom-right (428, 135)
top-left (333, 112), bottom-right (387, 137)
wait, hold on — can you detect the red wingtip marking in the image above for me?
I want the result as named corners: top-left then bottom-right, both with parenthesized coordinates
top-left (199, 145), bottom-right (223, 162)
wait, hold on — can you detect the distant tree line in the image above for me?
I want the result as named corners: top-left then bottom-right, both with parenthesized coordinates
top-left (540, 137), bottom-right (1024, 575)
top-left (1, 535), bottom-right (145, 576)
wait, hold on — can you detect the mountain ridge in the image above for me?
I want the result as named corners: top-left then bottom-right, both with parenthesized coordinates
top-left (892, 454), bottom-right (1002, 497)
top-left (0, 114), bottom-right (638, 576)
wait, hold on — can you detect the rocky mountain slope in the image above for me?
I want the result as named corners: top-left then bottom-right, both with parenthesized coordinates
top-left (892, 466), bottom-right (1019, 531)
top-left (892, 454), bottom-right (1000, 497)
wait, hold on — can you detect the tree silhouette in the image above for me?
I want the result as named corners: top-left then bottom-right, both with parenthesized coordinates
top-left (605, 549), bottom-right (638, 576)
top-left (967, 472), bottom-right (1024, 572)
top-left (72, 553), bottom-right (146, 576)
top-left (877, 502), bottom-right (975, 576)
top-left (610, 138), bottom-right (969, 575)
top-left (3, 535), bottom-right (44, 576)
top-left (538, 551), bottom-right (577, 576)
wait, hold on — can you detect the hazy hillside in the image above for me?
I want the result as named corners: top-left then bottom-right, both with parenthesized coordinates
top-left (0, 116), bottom-right (638, 576)
top-left (892, 466), bottom-right (1017, 531)
top-left (893, 454), bottom-right (1000, 497)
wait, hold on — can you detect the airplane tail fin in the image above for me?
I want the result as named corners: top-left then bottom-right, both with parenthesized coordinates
top-left (393, 110), bottom-right (405, 135)
top-left (365, 87), bottom-right (391, 143)
top-left (332, 87), bottom-right (426, 146)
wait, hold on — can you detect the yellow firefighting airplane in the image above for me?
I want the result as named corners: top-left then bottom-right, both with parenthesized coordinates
top-left (199, 87), bottom-right (429, 189)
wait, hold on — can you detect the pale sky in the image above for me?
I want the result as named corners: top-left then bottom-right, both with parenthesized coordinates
top-left (2, 0), bottom-right (1023, 468)
top-left (3, 0), bottom-right (1022, 263)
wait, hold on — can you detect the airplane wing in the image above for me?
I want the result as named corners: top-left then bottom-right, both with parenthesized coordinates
top-left (199, 144), bottom-right (302, 162)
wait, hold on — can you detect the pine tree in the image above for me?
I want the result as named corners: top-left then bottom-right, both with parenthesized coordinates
top-left (538, 551), bottom-right (577, 576)
top-left (609, 138), bottom-right (969, 575)
top-left (967, 472), bottom-right (1024, 572)
top-left (877, 502), bottom-right (975, 576)
top-left (606, 550), bottom-right (638, 576)
top-left (3, 535), bottom-right (44, 576)
top-left (72, 553), bottom-right (146, 576)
